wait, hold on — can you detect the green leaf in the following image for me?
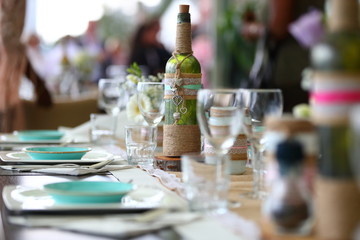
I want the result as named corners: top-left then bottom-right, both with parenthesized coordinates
top-left (126, 62), bottom-right (142, 78)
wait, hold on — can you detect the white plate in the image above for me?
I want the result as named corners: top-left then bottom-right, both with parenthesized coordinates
top-left (1, 151), bottom-right (113, 164)
top-left (2, 185), bottom-right (172, 214)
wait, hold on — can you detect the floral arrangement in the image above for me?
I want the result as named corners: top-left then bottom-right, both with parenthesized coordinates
top-left (125, 63), bottom-right (164, 123)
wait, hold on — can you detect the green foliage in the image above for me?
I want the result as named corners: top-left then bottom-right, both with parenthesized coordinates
top-left (214, 0), bottom-right (257, 88)
top-left (127, 62), bottom-right (142, 78)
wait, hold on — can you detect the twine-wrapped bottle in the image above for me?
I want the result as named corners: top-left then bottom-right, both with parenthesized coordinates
top-left (310, 0), bottom-right (360, 238)
top-left (162, 4), bottom-right (202, 157)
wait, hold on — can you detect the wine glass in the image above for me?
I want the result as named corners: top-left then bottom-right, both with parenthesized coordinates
top-left (98, 78), bottom-right (127, 116)
top-left (98, 78), bottom-right (127, 142)
top-left (137, 82), bottom-right (165, 127)
top-left (238, 88), bottom-right (283, 199)
top-left (196, 89), bottom-right (243, 212)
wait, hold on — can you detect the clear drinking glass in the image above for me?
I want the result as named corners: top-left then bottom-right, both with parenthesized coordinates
top-left (125, 125), bottom-right (157, 166)
top-left (90, 113), bottom-right (116, 145)
top-left (98, 78), bottom-right (127, 116)
top-left (238, 88), bottom-right (283, 199)
top-left (181, 153), bottom-right (230, 215)
top-left (137, 82), bottom-right (165, 127)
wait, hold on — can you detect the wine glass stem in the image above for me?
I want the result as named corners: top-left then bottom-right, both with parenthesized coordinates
top-left (250, 143), bottom-right (265, 198)
top-left (111, 112), bottom-right (119, 140)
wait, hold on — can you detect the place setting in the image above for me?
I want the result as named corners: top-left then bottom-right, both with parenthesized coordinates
top-left (2, 179), bottom-right (185, 213)
top-left (0, 129), bottom-right (90, 150)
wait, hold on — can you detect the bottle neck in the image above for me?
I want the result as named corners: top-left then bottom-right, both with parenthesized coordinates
top-left (175, 13), bottom-right (192, 54)
top-left (328, 0), bottom-right (360, 32)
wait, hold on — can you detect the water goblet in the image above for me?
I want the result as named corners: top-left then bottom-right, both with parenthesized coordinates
top-left (137, 82), bottom-right (165, 127)
top-left (238, 88), bottom-right (283, 199)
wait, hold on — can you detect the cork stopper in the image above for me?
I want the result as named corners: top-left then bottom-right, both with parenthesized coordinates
top-left (179, 4), bottom-right (189, 13)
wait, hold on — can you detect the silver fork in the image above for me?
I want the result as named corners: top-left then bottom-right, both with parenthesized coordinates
top-left (2, 159), bottom-right (116, 172)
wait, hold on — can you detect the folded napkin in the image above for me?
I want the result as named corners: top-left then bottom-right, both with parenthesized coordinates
top-left (59, 110), bottom-right (131, 142)
top-left (9, 210), bottom-right (259, 240)
top-left (9, 211), bottom-right (202, 239)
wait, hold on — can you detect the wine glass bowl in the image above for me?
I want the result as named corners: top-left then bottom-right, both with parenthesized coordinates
top-left (98, 78), bottom-right (126, 116)
top-left (197, 89), bottom-right (243, 155)
top-left (137, 82), bottom-right (165, 127)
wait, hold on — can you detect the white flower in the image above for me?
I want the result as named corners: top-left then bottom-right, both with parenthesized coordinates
top-left (138, 94), bottom-right (152, 112)
top-left (126, 74), bottom-right (140, 85)
top-left (126, 94), bottom-right (144, 123)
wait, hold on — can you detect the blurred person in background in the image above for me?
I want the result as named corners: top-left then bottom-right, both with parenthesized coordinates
top-left (101, 37), bottom-right (128, 79)
top-left (0, 0), bottom-right (52, 132)
top-left (127, 18), bottom-right (171, 76)
top-left (242, 0), bottom-right (324, 112)
top-left (74, 21), bottom-right (106, 83)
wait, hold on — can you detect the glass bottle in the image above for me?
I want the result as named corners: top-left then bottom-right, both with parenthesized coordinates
top-left (163, 4), bottom-right (202, 156)
top-left (263, 139), bottom-right (313, 235)
top-left (310, 0), bottom-right (360, 238)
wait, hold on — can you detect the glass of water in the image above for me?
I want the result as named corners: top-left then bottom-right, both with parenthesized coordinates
top-left (181, 153), bottom-right (230, 215)
top-left (125, 125), bottom-right (157, 166)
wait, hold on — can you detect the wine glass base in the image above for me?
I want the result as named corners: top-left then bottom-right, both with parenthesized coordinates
top-left (228, 200), bottom-right (242, 208)
top-left (239, 191), bottom-right (267, 200)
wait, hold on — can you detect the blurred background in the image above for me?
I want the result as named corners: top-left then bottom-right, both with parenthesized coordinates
top-left (1, 0), bottom-right (330, 130)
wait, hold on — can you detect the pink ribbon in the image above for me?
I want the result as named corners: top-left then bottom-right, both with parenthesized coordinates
top-left (311, 90), bottom-right (360, 104)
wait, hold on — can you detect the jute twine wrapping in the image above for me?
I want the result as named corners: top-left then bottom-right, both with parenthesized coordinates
top-left (163, 73), bottom-right (201, 155)
top-left (163, 125), bottom-right (201, 156)
top-left (204, 135), bottom-right (248, 160)
top-left (164, 73), bottom-right (201, 100)
top-left (157, 125), bottom-right (163, 147)
top-left (315, 177), bottom-right (360, 240)
top-left (175, 22), bottom-right (192, 54)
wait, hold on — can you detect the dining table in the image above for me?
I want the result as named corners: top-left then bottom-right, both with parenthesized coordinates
top-left (0, 134), bottom-right (317, 240)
